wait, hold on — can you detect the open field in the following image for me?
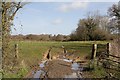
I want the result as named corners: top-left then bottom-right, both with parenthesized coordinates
top-left (5, 41), bottom-right (109, 78)
top-left (16, 41), bottom-right (109, 65)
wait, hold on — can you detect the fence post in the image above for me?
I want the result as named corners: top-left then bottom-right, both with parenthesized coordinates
top-left (90, 44), bottom-right (97, 69)
top-left (106, 43), bottom-right (111, 76)
top-left (107, 43), bottom-right (111, 58)
top-left (91, 44), bottom-right (97, 59)
top-left (15, 44), bottom-right (19, 59)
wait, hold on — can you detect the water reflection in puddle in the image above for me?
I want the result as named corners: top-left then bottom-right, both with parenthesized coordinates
top-left (33, 59), bottom-right (83, 78)
top-left (33, 70), bottom-right (45, 78)
top-left (62, 59), bottom-right (72, 62)
top-left (62, 59), bottom-right (83, 78)
top-left (71, 63), bottom-right (79, 70)
top-left (33, 61), bottom-right (47, 78)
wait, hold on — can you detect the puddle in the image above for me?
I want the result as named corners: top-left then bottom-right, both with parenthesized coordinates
top-left (39, 60), bottom-right (47, 68)
top-left (71, 63), bottom-right (79, 70)
top-left (33, 58), bottom-right (83, 78)
top-left (62, 59), bottom-right (83, 78)
top-left (33, 60), bottom-right (47, 78)
top-left (33, 70), bottom-right (45, 78)
top-left (62, 59), bottom-right (72, 62)
top-left (39, 63), bottom-right (44, 68)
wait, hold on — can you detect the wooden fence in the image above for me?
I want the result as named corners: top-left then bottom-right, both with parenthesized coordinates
top-left (91, 43), bottom-right (120, 78)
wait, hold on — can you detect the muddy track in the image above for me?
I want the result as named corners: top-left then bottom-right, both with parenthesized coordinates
top-left (44, 59), bottom-right (72, 78)
top-left (25, 47), bottom-right (85, 78)
top-left (25, 58), bottom-right (85, 78)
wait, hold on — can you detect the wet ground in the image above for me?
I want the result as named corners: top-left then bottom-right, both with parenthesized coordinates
top-left (45, 59), bottom-right (72, 78)
top-left (25, 52), bottom-right (86, 78)
top-left (26, 58), bottom-right (84, 78)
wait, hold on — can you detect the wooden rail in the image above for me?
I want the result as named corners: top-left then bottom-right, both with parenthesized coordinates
top-left (101, 57), bottom-right (120, 64)
top-left (104, 53), bottom-right (120, 59)
top-left (99, 60), bottom-right (120, 68)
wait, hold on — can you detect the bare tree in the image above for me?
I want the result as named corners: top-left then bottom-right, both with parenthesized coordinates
top-left (108, 1), bottom-right (120, 48)
top-left (108, 1), bottom-right (120, 78)
top-left (71, 11), bottom-right (111, 41)
top-left (1, 1), bottom-right (24, 75)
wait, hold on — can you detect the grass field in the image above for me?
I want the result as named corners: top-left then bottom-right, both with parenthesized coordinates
top-left (5, 41), bottom-right (109, 78)
top-left (17, 41), bottom-right (108, 66)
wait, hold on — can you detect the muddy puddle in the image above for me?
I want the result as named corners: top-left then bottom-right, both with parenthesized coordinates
top-left (33, 60), bottom-right (47, 78)
top-left (33, 59), bottom-right (83, 78)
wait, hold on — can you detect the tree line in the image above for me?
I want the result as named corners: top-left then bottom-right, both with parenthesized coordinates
top-left (70, 11), bottom-right (118, 41)
top-left (11, 34), bottom-right (70, 41)
top-left (11, 33), bottom-right (116, 41)
top-left (11, 2), bottom-right (120, 41)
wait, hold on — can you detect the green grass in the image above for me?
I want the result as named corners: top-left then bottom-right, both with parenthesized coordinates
top-left (5, 41), bottom-right (109, 78)
top-left (17, 41), bottom-right (108, 64)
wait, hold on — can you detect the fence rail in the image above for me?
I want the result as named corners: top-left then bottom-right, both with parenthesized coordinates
top-left (90, 43), bottom-right (120, 78)
top-left (101, 57), bottom-right (120, 64)
top-left (104, 53), bottom-right (120, 59)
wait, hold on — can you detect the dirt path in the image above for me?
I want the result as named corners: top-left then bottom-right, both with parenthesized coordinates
top-left (24, 50), bottom-right (86, 78)
top-left (44, 59), bottom-right (73, 78)
top-left (25, 58), bottom-right (84, 78)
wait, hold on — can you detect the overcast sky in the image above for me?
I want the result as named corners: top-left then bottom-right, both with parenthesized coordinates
top-left (11, 2), bottom-right (117, 35)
